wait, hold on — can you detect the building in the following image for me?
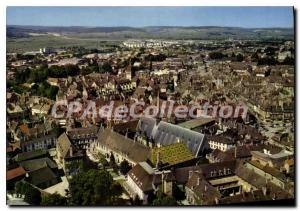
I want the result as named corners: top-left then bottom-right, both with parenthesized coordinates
top-left (178, 117), bottom-right (217, 135)
top-left (66, 126), bottom-right (99, 149)
top-left (150, 143), bottom-right (195, 169)
top-left (125, 162), bottom-right (175, 203)
top-left (94, 127), bottom-right (151, 166)
top-left (208, 135), bottom-right (235, 152)
top-left (6, 166), bottom-right (26, 190)
top-left (25, 166), bottom-right (59, 189)
top-left (185, 161), bottom-right (292, 205)
top-left (136, 117), bottom-right (208, 157)
top-left (125, 162), bottom-right (155, 202)
top-left (56, 133), bottom-right (86, 175)
top-left (18, 123), bottom-right (57, 152)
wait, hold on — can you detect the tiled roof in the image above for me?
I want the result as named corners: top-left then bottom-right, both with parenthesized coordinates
top-left (128, 162), bottom-right (154, 192)
top-left (7, 166), bottom-right (26, 181)
top-left (97, 128), bottom-right (150, 163)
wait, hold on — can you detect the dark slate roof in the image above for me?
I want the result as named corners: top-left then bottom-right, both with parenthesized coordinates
top-left (113, 120), bottom-right (139, 134)
top-left (178, 117), bottom-right (216, 129)
top-left (13, 149), bottom-right (48, 162)
top-left (186, 171), bottom-right (221, 205)
top-left (137, 116), bottom-right (157, 138)
top-left (26, 166), bottom-right (58, 187)
top-left (67, 125), bottom-right (99, 140)
top-left (174, 161), bottom-right (236, 184)
top-left (20, 157), bottom-right (58, 172)
top-left (97, 128), bottom-right (151, 163)
top-left (198, 161), bottom-right (236, 180)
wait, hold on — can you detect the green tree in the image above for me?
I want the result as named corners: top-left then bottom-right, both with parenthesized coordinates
top-left (236, 53), bottom-right (244, 62)
top-left (282, 56), bottom-right (294, 65)
top-left (99, 156), bottom-right (109, 169)
top-left (152, 196), bottom-right (177, 206)
top-left (119, 160), bottom-right (131, 175)
top-left (15, 181), bottom-right (41, 205)
top-left (41, 193), bottom-right (67, 206)
top-left (68, 169), bottom-right (122, 205)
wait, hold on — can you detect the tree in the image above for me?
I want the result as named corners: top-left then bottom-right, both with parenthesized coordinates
top-left (208, 52), bottom-right (226, 60)
top-left (109, 153), bottom-right (118, 172)
top-left (152, 196), bottom-right (177, 206)
top-left (68, 169), bottom-right (122, 205)
top-left (41, 193), bottom-right (67, 206)
top-left (98, 153), bottom-right (109, 169)
top-left (282, 56), bottom-right (294, 65)
top-left (15, 181), bottom-right (41, 205)
top-left (132, 195), bottom-right (143, 205)
top-left (24, 186), bottom-right (41, 205)
top-left (236, 53), bottom-right (244, 62)
top-left (119, 160), bottom-right (132, 175)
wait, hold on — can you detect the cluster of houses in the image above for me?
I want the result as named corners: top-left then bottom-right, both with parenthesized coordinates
top-left (6, 39), bottom-right (294, 205)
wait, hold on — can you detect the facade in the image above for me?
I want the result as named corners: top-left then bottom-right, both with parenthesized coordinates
top-left (66, 126), bottom-right (99, 149)
top-left (56, 133), bottom-right (86, 175)
top-left (94, 127), bottom-right (151, 166)
top-left (208, 136), bottom-right (235, 152)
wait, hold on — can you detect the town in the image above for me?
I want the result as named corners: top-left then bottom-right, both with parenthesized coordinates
top-left (6, 36), bottom-right (295, 206)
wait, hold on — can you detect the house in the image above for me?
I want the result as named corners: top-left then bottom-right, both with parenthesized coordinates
top-left (20, 157), bottom-right (58, 173)
top-left (125, 162), bottom-right (155, 202)
top-left (185, 171), bottom-right (221, 205)
top-left (208, 135), bottom-right (235, 152)
top-left (25, 166), bottom-right (59, 189)
top-left (56, 133), bottom-right (86, 175)
top-left (18, 122), bottom-right (57, 152)
top-left (31, 103), bottom-right (51, 116)
top-left (66, 126), bottom-right (99, 149)
top-left (125, 162), bottom-right (175, 203)
top-left (245, 160), bottom-right (287, 189)
top-left (251, 147), bottom-right (293, 169)
top-left (13, 149), bottom-right (48, 162)
top-left (7, 166), bottom-right (26, 190)
top-left (284, 159), bottom-right (294, 175)
top-left (178, 117), bottom-right (217, 135)
top-left (185, 161), bottom-right (292, 205)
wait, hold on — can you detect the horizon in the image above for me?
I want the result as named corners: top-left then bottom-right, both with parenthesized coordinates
top-left (7, 7), bottom-right (294, 28)
top-left (7, 24), bottom-right (294, 29)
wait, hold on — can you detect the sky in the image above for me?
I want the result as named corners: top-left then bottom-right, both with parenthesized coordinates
top-left (6, 7), bottom-right (294, 28)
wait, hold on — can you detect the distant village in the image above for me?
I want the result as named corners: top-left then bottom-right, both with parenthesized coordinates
top-left (6, 38), bottom-right (295, 205)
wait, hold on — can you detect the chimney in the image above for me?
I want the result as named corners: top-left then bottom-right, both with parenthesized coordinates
top-left (197, 177), bottom-right (200, 186)
top-left (156, 152), bottom-right (161, 169)
top-left (215, 197), bottom-right (219, 205)
top-left (70, 146), bottom-right (73, 157)
top-left (234, 146), bottom-right (237, 158)
top-left (262, 186), bottom-right (267, 196)
top-left (188, 170), bottom-right (193, 179)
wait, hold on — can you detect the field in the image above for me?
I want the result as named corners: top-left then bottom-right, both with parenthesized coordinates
top-left (7, 35), bottom-right (122, 53)
top-left (6, 25), bottom-right (294, 53)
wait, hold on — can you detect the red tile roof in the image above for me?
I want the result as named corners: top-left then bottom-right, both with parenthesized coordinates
top-left (7, 166), bottom-right (26, 181)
